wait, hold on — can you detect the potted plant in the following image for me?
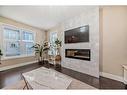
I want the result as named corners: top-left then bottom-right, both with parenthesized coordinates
top-left (32, 41), bottom-right (50, 65)
top-left (0, 49), bottom-right (3, 64)
top-left (54, 38), bottom-right (62, 67)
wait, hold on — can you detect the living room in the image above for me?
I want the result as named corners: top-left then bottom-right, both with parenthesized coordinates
top-left (0, 5), bottom-right (127, 90)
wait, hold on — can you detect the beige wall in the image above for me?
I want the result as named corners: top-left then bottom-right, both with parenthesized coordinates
top-left (0, 16), bottom-right (46, 67)
top-left (100, 6), bottom-right (127, 77)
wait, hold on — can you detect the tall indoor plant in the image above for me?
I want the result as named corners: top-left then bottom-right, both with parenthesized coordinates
top-left (54, 38), bottom-right (62, 67)
top-left (54, 38), bottom-right (62, 54)
top-left (0, 49), bottom-right (3, 64)
top-left (32, 41), bottom-right (50, 65)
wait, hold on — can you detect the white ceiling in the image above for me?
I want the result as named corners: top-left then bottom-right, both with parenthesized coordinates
top-left (0, 6), bottom-right (93, 30)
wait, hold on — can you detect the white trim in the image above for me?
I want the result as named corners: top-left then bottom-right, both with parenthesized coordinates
top-left (100, 72), bottom-right (124, 83)
top-left (2, 54), bottom-right (35, 60)
top-left (0, 61), bottom-right (37, 71)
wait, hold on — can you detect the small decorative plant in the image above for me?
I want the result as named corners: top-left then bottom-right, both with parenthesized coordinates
top-left (0, 49), bottom-right (3, 64)
top-left (32, 41), bottom-right (50, 65)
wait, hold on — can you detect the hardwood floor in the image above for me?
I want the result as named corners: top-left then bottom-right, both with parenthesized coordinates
top-left (0, 63), bottom-right (126, 89)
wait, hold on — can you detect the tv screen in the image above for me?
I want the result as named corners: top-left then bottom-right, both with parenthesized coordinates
top-left (65, 25), bottom-right (89, 43)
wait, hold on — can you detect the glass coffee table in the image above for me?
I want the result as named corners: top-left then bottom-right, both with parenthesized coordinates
top-left (22, 67), bottom-right (72, 89)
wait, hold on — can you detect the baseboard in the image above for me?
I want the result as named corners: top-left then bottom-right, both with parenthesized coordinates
top-left (100, 72), bottom-right (124, 83)
top-left (0, 61), bottom-right (38, 71)
top-left (62, 64), bottom-right (99, 78)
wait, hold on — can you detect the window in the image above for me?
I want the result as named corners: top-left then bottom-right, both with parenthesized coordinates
top-left (50, 32), bottom-right (57, 45)
top-left (3, 26), bottom-right (35, 58)
top-left (49, 32), bottom-right (57, 55)
top-left (4, 27), bottom-right (20, 56)
top-left (22, 31), bottom-right (34, 55)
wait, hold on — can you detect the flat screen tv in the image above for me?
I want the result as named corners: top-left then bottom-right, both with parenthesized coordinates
top-left (65, 25), bottom-right (89, 44)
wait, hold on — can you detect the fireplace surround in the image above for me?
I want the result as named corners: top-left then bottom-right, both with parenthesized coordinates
top-left (65, 49), bottom-right (90, 61)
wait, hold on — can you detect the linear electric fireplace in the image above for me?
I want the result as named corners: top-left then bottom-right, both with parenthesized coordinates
top-left (65, 49), bottom-right (90, 61)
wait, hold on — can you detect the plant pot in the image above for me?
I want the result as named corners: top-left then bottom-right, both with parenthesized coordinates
top-left (54, 55), bottom-right (61, 68)
top-left (55, 55), bottom-right (61, 61)
top-left (38, 60), bottom-right (49, 65)
top-left (38, 61), bottom-right (44, 65)
top-left (43, 60), bottom-right (49, 64)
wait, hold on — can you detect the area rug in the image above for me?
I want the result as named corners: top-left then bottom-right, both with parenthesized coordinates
top-left (2, 78), bottom-right (97, 90)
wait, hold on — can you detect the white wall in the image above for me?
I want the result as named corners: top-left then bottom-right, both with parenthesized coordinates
top-left (48, 7), bottom-right (100, 78)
